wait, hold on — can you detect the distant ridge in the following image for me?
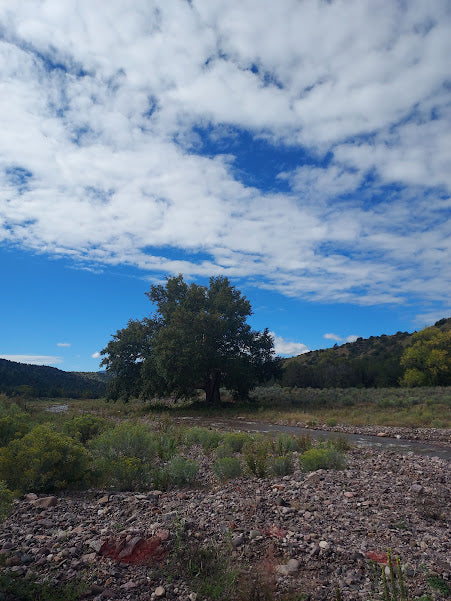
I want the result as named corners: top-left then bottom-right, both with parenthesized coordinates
top-left (282, 317), bottom-right (451, 388)
top-left (0, 359), bottom-right (107, 398)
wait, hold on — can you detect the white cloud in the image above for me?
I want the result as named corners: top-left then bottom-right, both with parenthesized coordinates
top-left (324, 333), bottom-right (342, 342)
top-left (0, 1), bottom-right (449, 310)
top-left (57, 342), bottom-right (71, 347)
top-left (0, 354), bottom-right (63, 366)
top-left (270, 332), bottom-right (309, 357)
top-left (91, 352), bottom-right (101, 359)
top-left (345, 335), bottom-right (359, 343)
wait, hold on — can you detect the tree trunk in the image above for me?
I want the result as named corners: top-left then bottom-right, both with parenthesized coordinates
top-left (205, 371), bottom-right (221, 405)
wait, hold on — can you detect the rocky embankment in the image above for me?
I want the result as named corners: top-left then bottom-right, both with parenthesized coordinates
top-left (1, 447), bottom-right (450, 601)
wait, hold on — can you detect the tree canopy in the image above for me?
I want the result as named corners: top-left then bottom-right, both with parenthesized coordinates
top-left (400, 326), bottom-right (451, 386)
top-left (101, 275), bottom-right (281, 404)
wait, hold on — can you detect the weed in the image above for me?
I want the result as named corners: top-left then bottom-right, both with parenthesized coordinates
top-left (300, 447), bottom-right (346, 472)
top-left (0, 572), bottom-right (87, 601)
top-left (215, 443), bottom-right (235, 459)
top-left (270, 454), bottom-right (294, 476)
top-left (184, 427), bottom-right (224, 451)
top-left (276, 433), bottom-right (298, 455)
top-left (242, 435), bottom-right (273, 478)
top-left (152, 455), bottom-right (198, 490)
top-left (427, 574), bottom-right (450, 597)
top-left (223, 432), bottom-right (250, 452)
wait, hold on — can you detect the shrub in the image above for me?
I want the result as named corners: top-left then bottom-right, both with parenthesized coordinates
top-left (300, 447), bottom-right (346, 472)
top-left (0, 481), bottom-right (14, 521)
top-left (295, 433), bottom-right (313, 452)
top-left (153, 455), bottom-right (198, 490)
top-left (270, 454), bottom-right (294, 476)
top-left (99, 456), bottom-right (152, 491)
top-left (0, 400), bottom-right (32, 446)
top-left (184, 427), bottom-right (223, 451)
top-left (62, 414), bottom-right (109, 443)
top-left (154, 432), bottom-right (179, 460)
top-left (215, 444), bottom-right (235, 459)
top-left (326, 434), bottom-right (352, 452)
top-left (213, 457), bottom-right (242, 481)
top-left (0, 425), bottom-right (90, 492)
top-left (242, 435), bottom-right (273, 478)
top-left (223, 432), bottom-right (250, 452)
top-left (89, 421), bottom-right (157, 462)
top-left (276, 433), bottom-right (298, 455)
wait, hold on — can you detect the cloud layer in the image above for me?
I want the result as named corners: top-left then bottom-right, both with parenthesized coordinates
top-left (0, 355), bottom-right (63, 366)
top-left (0, 1), bottom-right (450, 313)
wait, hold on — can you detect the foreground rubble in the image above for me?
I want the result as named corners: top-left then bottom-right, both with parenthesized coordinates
top-left (1, 447), bottom-right (449, 601)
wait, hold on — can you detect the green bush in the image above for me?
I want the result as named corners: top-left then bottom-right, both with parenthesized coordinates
top-left (0, 425), bottom-right (90, 493)
top-left (0, 399), bottom-right (32, 446)
top-left (62, 414), bottom-right (109, 443)
top-left (270, 454), bottom-right (294, 476)
top-left (213, 457), bottom-right (242, 481)
top-left (276, 433), bottom-right (298, 455)
top-left (153, 455), bottom-right (199, 490)
top-left (215, 444), bottom-right (235, 459)
top-left (89, 421), bottom-right (157, 461)
top-left (295, 433), bottom-right (312, 452)
top-left (223, 432), bottom-right (250, 452)
top-left (154, 432), bottom-right (179, 460)
top-left (242, 435), bottom-right (273, 478)
top-left (99, 456), bottom-right (152, 491)
top-left (300, 447), bottom-right (346, 472)
top-left (0, 481), bottom-right (14, 521)
top-left (326, 434), bottom-right (351, 452)
top-left (184, 427), bottom-right (223, 451)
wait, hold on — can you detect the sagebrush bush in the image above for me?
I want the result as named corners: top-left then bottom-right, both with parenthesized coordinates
top-left (62, 414), bottom-right (109, 443)
top-left (276, 433), bottom-right (298, 455)
top-left (0, 399), bottom-right (32, 446)
top-left (184, 427), bottom-right (223, 451)
top-left (0, 424), bottom-right (90, 492)
top-left (295, 433), bottom-right (313, 452)
top-left (153, 455), bottom-right (199, 490)
top-left (270, 454), bottom-right (294, 476)
top-left (300, 447), bottom-right (346, 472)
top-left (89, 421), bottom-right (157, 461)
top-left (213, 457), bottom-right (242, 481)
top-left (223, 432), bottom-right (249, 452)
top-left (326, 434), bottom-right (352, 452)
top-left (98, 456), bottom-right (152, 491)
top-left (215, 443), bottom-right (235, 459)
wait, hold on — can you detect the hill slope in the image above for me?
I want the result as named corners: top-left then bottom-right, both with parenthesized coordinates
top-left (282, 317), bottom-right (451, 388)
top-left (0, 359), bottom-right (107, 398)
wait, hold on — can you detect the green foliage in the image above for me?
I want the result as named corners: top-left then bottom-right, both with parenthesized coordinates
top-left (300, 446), bottom-right (346, 472)
top-left (400, 326), bottom-right (451, 387)
top-left (89, 421), bottom-right (157, 462)
top-left (213, 457), bottom-right (242, 481)
top-left (270, 453), bottom-right (294, 476)
top-left (0, 572), bottom-right (86, 601)
top-left (325, 434), bottom-right (352, 452)
top-left (276, 433), bottom-right (298, 455)
top-left (184, 426), bottom-right (224, 451)
top-left (0, 481), bottom-right (14, 522)
top-left (99, 456), bottom-right (152, 491)
top-left (101, 275), bottom-right (281, 404)
top-left (222, 432), bottom-right (250, 452)
top-left (215, 443), bottom-right (235, 459)
top-left (152, 455), bottom-right (199, 490)
top-left (427, 574), bottom-right (450, 596)
top-left (242, 435), bottom-right (273, 478)
top-left (0, 398), bottom-right (32, 446)
top-left (62, 414), bottom-right (109, 443)
top-left (0, 424), bottom-right (90, 493)
top-left (172, 521), bottom-right (237, 600)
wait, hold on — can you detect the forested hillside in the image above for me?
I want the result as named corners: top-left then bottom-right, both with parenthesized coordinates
top-left (0, 359), bottom-right (107, 398)
top-left (282, 318), bottom-right (451, 388)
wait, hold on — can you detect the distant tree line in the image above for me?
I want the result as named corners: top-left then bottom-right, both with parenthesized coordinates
top-left (0, 359), bottom-right (107, 398)
top-left (282, 319), bottom-right (451, 389)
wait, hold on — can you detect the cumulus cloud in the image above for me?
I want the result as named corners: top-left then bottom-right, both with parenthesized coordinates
top-left (0, 1), bottom-right (449, 311)
top-left (57, 342), bottom-right (71, 347)
top-left (270, 333), bottom-right (309, 357)
top-left (91, 352), bottom-right (101, 359)
top-left (324, 333), bottom-right (359, 344)
top-left (0, 354), bottom-right (63, 366)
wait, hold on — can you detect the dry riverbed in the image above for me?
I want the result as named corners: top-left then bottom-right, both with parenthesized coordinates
top-left (1, 444), bottom-right (450, 601)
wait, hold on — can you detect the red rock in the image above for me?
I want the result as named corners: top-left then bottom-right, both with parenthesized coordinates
top-left (99, 535), bottom-right (167, 565)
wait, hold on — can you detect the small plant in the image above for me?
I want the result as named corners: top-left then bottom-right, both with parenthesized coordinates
top-left (89, 421), bottom-right (158, 462)
top-left (295, 433), bottom-right (312, 452)
top-left (270, 453), bottom-right (294, 476)
top-left (0, 424), bottom-right (90, 493)
top-left (427, 574), bottom-right (450, 597)
top-left (276, 433), bottom-right (298, 455)
top-left (242, 435), bottom-right (273, 478)
top-left (300, 446), bottom-right (346, 472)
top-left (172, 520), bottom-right (237, 600)
top-left (184, 427), bottom-right (224, 451)
top-left (0, 572), bottom-right (87, 601)
top-left (236, 545), bottom-right (277, 601)
top-left (215, 443), bottom-right (235, 459)
top-left (213, 457), bottom-right (242, 481)
top-left (380, 549), bottom-right (408, 601)
top-left (326, 434), bottom-right (352, 452)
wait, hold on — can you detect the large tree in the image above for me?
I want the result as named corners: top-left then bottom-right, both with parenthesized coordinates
top-left (101, 275), bottom-right (281, 404)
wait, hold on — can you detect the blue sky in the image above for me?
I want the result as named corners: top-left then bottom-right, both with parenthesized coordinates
top-left (0, 1), bottom-right (450, 372)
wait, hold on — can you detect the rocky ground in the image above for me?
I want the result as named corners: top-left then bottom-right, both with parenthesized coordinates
top-left (1, 446), bottom-right (449, 601)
